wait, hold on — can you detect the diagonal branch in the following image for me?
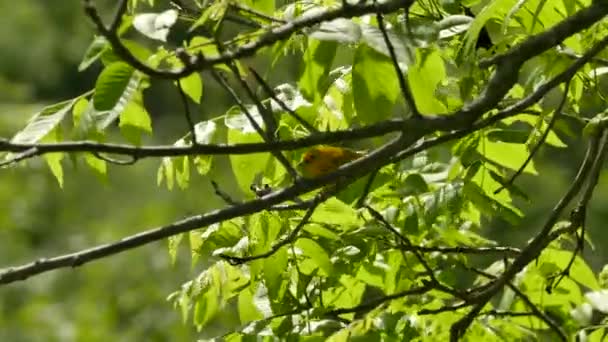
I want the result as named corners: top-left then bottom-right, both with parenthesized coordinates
top-left (494, 79), bottom-right (572, 194)
top-left (212, 70), bottom-right (299, 180)
top-left (470, 267), bottom-right (567, 341)
top-left (450, 127), bottom-right (606, 340)
top-left (248, 67), bottom-right (318, 133)
top-left (0, 134), bottom-right (411, 285)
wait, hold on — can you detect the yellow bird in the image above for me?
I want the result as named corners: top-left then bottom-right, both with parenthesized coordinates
top-left (298, 145), bottom-right (365, 179)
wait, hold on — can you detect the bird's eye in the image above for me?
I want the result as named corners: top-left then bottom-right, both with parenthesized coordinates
top-left (303, 153), bottom-right (315, 163)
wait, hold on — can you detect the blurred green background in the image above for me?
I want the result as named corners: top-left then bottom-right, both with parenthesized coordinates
top-left (1, 1), bottom-right (607, 341)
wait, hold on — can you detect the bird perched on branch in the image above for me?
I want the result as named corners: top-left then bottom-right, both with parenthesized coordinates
top-left (298, 145), bottom-right (365, 179)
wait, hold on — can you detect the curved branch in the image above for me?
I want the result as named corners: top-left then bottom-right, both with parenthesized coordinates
top-left (83, 0), bottom-right (416, 79)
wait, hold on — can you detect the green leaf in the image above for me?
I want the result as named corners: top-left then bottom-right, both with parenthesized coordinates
top-left (189, 230), bottom-right (203, 267)
top-left (44, 153), bottom-right (64, 188)
top-left (96, 73), bottom-right (146, 131)
top-left (356, 262), bottom-right (387, 288)
top-left (478, 139), bottom-right (537, 175)
top-left (360, 24), bottom-right (413, 65)
top-left (312, 198), bottom-right (362, 229)
top-left (463, 182), bottom-right (522, 224)
top-left (241, 0), bottom-right (274, 14)
top-left (408, 48), bottom-right (447, 114)
top-left (168, 233), bottom-right (183, 266)
top-left (295, 238), bottom-right (333, 276)
top-left (194, 282), bottom-right (220, 328)
top-left (158, 153), bottom-right (175, 190)
top-left (93, 62), bottom-right (135, 111)
top-left (177, 72), bottom-right (203, 104)
top-left (133, 9), bottom-right (178, 42)
top-left (78, 36), bottom-right (108, 71)
top-left (228, 129), bottom-right (270, 193)
top-left (264, 246), bottom-right (288, 301)
top-left (238, 288), bottom-right (264, 324)
top-left (540, 248), bottom-right (599, 290)
top-left (10, 97), bottom-right (79, 145)
top-left (309, 18), bottom-right (362, 43)
top-left (352, 44), bottom-right (400, 123)
top-left (175, 156), bottom-right (190, 190)
top-left (72, 97), bottom-right (90, 128)
top-left (84, 153), bottom-right (107, 182)
top-left (437, 15), bottom-right (474, 39)
top-left (118, 93), bottom-right (152, 145)
top-left (298, 39), bottom-right (337, 103)
top-left (502, 114), bottom-right (567, 148)
top-left (460, 0), bottom-right (513, 61)
top-left (225, 106), bottom-right (265, 133)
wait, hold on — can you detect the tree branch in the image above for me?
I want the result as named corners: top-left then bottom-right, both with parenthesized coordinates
top-left (0, 134), bottom-right (412, 285)
top-left (82, 0), bottom-right (417, 79)
top-left (450, 127), bottom-right (606, 340)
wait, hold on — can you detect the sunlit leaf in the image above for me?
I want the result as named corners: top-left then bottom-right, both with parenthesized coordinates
top-left (133, 9), bottom-right (178, 42)
top-left (352, 44), bottom-right (400, 123)
top-left (93, 62), bottom-right (135, 111)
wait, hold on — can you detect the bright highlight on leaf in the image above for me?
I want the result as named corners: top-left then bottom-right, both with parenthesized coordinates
top-left (133, 9), bottom-right (178, 42)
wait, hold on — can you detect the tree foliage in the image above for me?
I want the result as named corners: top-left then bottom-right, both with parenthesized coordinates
top-left (2, 0), bottom-right (608, 340)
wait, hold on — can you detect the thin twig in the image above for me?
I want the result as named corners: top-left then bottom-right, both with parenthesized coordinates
top-left (418, 302), bottom-right (469, 315)
top-left (374, 3), bottom-right (420, 118)
top-left (355, 170), bottom-right (378, 208)
top-left (470, 267), bottom-right (567, 341)
top-left (176, 79), bottom-right (198, 144)
top-left (397, 244), bottom-right (521, 257)
top-left (494, 79), bottom-right (572, 194)
top-left (549, 130), bottom-right (608, 289)
top-left (212, 70), bottom-right (300, 180)
top-left (324, 284), bottom-right (433, 316)
top-left (229, 3), bottom-right (286, 24)
top-left (249, 67), bottom-right (318, 133)
top-left (220, 199), bottom-right (320, 264)
top-left (211, 180), bottom-right (240, 205)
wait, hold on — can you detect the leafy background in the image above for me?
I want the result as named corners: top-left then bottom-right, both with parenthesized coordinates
top-left (1, 0), bottom-right (608, 340)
